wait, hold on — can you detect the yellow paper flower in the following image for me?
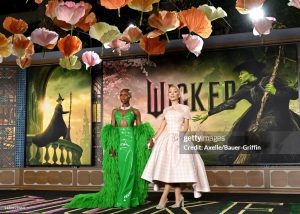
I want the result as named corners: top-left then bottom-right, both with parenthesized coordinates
top-left (0, 33), bottom-right (11, 58)
top-left (89, 22), bottom-right (121, 44)
top-left (197, 4), bottom-right (227, 21)
top-left (59, 55), bottom-right (82, 70)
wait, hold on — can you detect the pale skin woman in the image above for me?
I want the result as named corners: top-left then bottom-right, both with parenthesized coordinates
top-left (148, 85), bottom-right (189, 207)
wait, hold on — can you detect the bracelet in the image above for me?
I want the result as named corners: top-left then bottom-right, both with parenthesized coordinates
top-left (152, 138), bottom-right (156, 143)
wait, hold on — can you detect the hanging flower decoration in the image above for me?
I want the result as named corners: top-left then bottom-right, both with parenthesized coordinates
top-left (16, 56), bottom-right (32, 69)
top-left (139, 35), bottom-right (166, 55)
top-left (35, 0), bottom-right (43, 4)
top-left (89, 22), bottom-right (121, 44)
top-left (57, 35), bottom-right (82, 70)
top-left (58, 35), bottom-right (82, 57)
top-left (46, 0), bottom-right (72, 31)
top-left (235, 0), bottom-right (265, 14)
top-left (31, 28), bottom-right (59, 49)
top-left (100, 0), bottom-right (132, 17)
top-left (128, 0), bottom-right (160, 25)
top-left (0, 33), bottom-right (12, 63)
top-left (252, 17), bottom-right (276, 36)
top-left (59, 55), bottom-right (82, 70)
top-left (11, 34), bottom-right (35, 69)
top-left (82, 51), bottom-right (102, 69)
top-left (56, 1), bottom-right (86, 25)
top-left (147, 11), bottom-right (180, 40)
top-left (288, 0), bottom-right (300, 9)
top-left (3, 17), bottom-right (28, 34)
top-left (75, 3), bottom-right (97, 32)
top-left (121, 25), bottom-right (143, 43)
top-left (104, 38), bottom-right (130, 55)
top-left (197, 4), bottom-right (227, 21)
top-left (181, 34), bottom-right (203, 57)
top-left (179, 7), bottom-right (212, 39)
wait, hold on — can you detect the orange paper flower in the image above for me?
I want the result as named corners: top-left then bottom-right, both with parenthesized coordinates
top-left (0, 33), bottom-right (11, 58)
top-left (3, 17), bottom-right (28, 34)
top-left (128, 0), bottom-right (160, 12)
top-left (58, 35), bottom-right (82, 57)
top-left (76, 3), bottom-right (97, 32)
top-left (236, 0), bottom-right (265, 14)
top-left (16, 56), bottom-right (32, 69)
top-left (46, 0), bottom-right (61, 20)
top-left (148, 11), bottom-right (180, 38)
top-left (139, 35), bottom-right (166, 55)
top-left (12, 34), bottom-right (34, 58)
top-left (100, 0), bottom-right (132, 10)
top-left (179, 7), bottom-right (212, 39)
top-left (122, 25), bottom-right (143, 43)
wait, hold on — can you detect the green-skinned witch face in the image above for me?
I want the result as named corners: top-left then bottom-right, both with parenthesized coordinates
top-left (239, 70), bottom-right (256, 84)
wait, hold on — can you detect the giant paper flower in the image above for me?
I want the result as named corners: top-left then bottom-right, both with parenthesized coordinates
top-left (11, 34), bottom-right (34, 58)
top-left (128, 0), bottom-right (160, 12)
top-left (236, 0), bottom-right (265, 14)
top-left (139, 35), bottom-right (166, 55)
top-left (0, 33), bottom-right (11, 59)
top-left (89, 22), bottom-right (121, 44)
top-left (16, 56), bottom-right (32, 69)
top-left (147, 11), bottom-right (180, 38)
top-left (288, 0), bottom-right (300, 9)
top-left (75, 3), bottom-right (96, 32)
top-left (56, 1), bottom-right (86, 25)
top-left (31, 28), bottom-right (59, 49)
top-left (179, 7), bottom-right (212, 39)
top-left (253, 17), bottom-right (276, 36)
top-left (104, 38), bottom-right (130, 55)
top-left (59, 55), bottom-right (82, 70)
top-left (122, 25), bottom-right (143, 43)
top-left (100, 0), bottom-right (132, 10)
top-left (57, 35), bottom-right (82, 57)
top-left (35, 0), bottom-right (43, 4)
top-left (197, 4), bottom-right (227, 21)
top-left (3, 17), bottom-right (28, 34)
top-left (82, 51), bottom-right (102, 69)
top-left (46, 0), bottom-right (61, 20)
top-left (182, 34), bottom-right (203, 57)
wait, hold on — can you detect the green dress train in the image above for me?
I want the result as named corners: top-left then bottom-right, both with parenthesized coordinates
top-left (64, 110), bottom-right (154, 209)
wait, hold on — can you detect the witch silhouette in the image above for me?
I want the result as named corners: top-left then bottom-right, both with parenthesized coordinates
top-left (32, 93), bottom-right (70, 147)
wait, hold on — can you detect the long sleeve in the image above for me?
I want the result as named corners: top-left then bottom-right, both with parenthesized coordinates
top-left (208, 84), bottom-right (250, 116)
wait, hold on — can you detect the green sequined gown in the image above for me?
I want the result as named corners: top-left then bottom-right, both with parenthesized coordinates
top-left (64, 110), bottom-right (154, 209)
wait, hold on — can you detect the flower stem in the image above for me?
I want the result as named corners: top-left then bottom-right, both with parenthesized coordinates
top-left (101, 46), bottom-right (104, 56)
top-left (165, 33), bottom-right (170, 43)
top-left (118, 8), bottom-right (120, 17)
top-left (139, 11), bottom-right (144, 26)
top-left (70, 26), bottom-right (74, 36)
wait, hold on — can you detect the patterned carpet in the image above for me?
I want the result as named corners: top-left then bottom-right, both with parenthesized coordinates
top-left (0, 191), bottom-right (299, 214)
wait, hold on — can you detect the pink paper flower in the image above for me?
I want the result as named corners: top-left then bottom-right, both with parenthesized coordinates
top-left (82, 51), bottom-right (102, 69)
top-left (35, 0), bottom-right (43, 4)
top-left (288, 0), bottom-right (300, 9)
top-left (56, 1), bottom-right (85, 25)
top-left (182, 34), bottom-right (204, 57)
top-left (253, 17), bottom-right (276, 36)
top-left (31, 28), bottom-right (59, 49)
top-left (104, 39), bottom-right (130, 55)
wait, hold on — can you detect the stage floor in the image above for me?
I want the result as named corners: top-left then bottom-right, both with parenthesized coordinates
top-left (0, 190), bottom-right (299, 213)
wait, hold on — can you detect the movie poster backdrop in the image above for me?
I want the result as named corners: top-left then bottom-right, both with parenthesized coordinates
top-left (102, 44), bottom-right (300, 165)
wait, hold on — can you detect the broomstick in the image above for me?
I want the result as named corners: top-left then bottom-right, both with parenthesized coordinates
top-left (234, 46), bottom-right (283, 164)
top-left (65, 92), bottom-right (72, 141)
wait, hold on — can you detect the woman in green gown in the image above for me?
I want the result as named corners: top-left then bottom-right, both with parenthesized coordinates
top-left (64, 89), bottom-right (154, 208)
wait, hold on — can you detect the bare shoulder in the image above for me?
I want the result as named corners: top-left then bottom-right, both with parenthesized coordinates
top-left (112, 108), bottom-right (118, 113)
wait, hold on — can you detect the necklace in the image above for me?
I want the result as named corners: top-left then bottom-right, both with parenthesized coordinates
top-left (120, 106), bottom-right (131, 110)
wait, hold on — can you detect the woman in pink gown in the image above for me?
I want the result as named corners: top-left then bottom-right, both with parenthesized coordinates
top-left (142, 84), bottom-right (210, 209)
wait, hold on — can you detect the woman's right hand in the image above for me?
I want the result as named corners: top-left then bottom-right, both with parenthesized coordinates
top-left (109, 149), bottom-right (116, 157)
top-left (147, 138), bottom-right (154, 149)
top-left (192, 112), bottom-right (209, 124)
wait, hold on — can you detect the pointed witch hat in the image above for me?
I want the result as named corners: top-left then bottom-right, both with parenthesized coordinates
top-left (56, 93), bottom-right (64, 102)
